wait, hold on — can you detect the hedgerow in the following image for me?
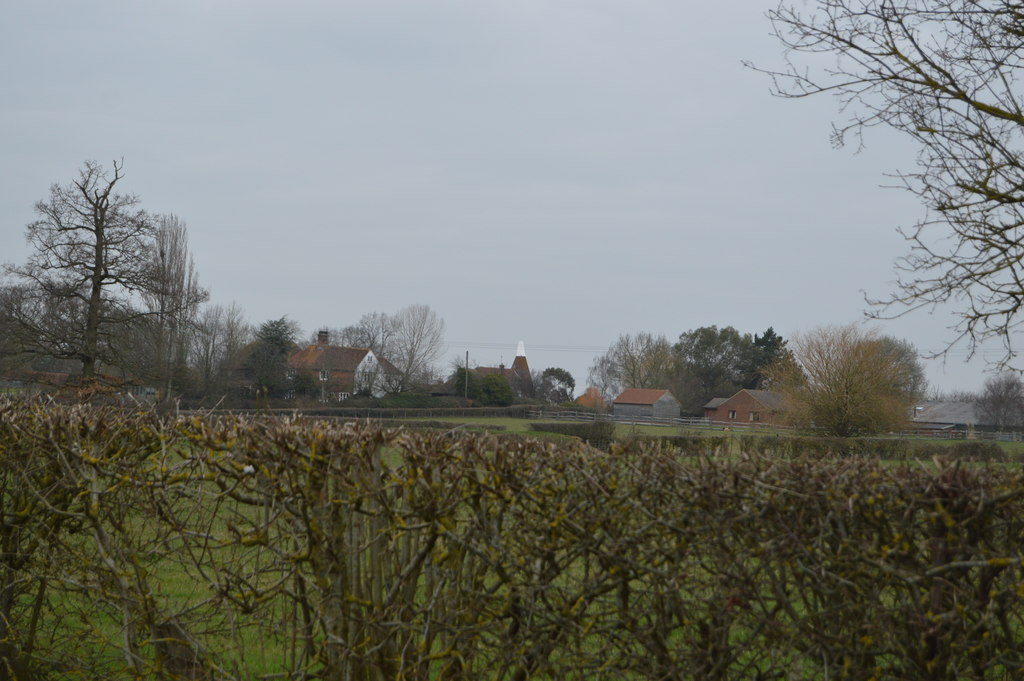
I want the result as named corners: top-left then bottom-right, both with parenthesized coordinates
top-left (618, 433), bottom-right (725, 456)
top-left (1, 398), bottom-right (1023, 680)
top-left (528, 420), bottom-right (616, 448)
top-left (738, 433), bottom-right (1015, 461)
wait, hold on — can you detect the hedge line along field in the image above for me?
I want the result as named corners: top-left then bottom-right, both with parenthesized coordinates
top-left (2, 398), bottom-right (1024, 680)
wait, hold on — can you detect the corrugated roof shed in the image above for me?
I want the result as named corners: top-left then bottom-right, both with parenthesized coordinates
top-left (910, 401), bottom-right (979, 426)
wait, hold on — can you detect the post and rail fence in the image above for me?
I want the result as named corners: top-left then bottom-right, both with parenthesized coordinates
top-left (527, 408), bottom-right (1024, 441)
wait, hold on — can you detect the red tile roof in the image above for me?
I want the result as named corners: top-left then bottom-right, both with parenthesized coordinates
top-left (288, 345), bottom-right (372, 372)
top-left (288, 345), bottom-right (400, 377)
top-left (613, 388), bottom-right (673, 405)
top-left (575, 387), bottom-right (606, 409)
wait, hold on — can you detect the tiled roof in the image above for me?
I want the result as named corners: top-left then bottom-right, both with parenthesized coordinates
top-left (745, 390), bottom-right (785, 410)
top-left (575, 387), bottom-right (605, 409)
top-left (475, 364), bottom-right (530, 381)
top-left (375, 355), bottom-right (400, 375)
top-left (511, 355), bottom-right (529, 373)
top-left (614, 388), bottom-right (673, 405)
top-left (289, 345), bottom-right (370, 372)
top-left (704, 397), bottom-right (729, 409)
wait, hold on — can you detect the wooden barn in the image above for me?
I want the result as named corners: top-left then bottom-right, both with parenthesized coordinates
top-left (612, 388), bottom-right (681, 419)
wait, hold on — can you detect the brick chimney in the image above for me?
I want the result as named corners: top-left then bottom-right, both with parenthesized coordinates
top-left (317, 329), bottom-right (329, 347)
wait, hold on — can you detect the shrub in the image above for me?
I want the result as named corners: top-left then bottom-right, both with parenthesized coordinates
top-left (529, 420), bottom-right (616, 449)
top-left (947, 439), bottom-right (1009, 461)
top-left (620, 434), bottom-right (725, 457)
top-left (377, 419), bottom-right (507, 432)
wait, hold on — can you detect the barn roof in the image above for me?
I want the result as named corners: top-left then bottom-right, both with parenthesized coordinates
top-left (614, 388), bottom-right (674, 405)
top-left (911, 400), bottom-right (979, 426)
top-left (745, 389), bottom-right (785, 410)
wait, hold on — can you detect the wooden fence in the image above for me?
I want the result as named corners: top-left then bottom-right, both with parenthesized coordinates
top-left (527, 409), bottom-right (785, 432)
top-left (530, 409), bottom-right (1024, 442)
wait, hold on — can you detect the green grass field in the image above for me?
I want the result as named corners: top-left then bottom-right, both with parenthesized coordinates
top-left (392, 413), bottom-right (1024, 460)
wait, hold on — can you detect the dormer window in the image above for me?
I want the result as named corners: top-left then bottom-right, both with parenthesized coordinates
top-left (319, 370), bottom-right (329, 381)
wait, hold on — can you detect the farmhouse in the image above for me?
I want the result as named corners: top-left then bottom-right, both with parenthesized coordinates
top-left (287, 330), bottom-right (400, 400)
top-left (612, 388), bottom-right (681, 419)
top-left (703, 389), bottom-right (784, 425)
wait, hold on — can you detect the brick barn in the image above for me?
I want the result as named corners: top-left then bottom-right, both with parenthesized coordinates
top-left (703, 389), bottom-right (784, 425)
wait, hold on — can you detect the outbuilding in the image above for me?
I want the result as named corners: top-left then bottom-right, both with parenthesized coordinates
top-left (613, 388), bottom-right (681, 420)
top-left (703, 389), bottom-right (784, 425)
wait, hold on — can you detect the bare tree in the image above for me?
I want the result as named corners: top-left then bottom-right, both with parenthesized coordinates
top-left (136, 215), bottom-right (208, 397)
top-left (0, 286), bottom-right (34, 372)
top-left (191, 302), bottom-right (251, 396)
top-left (769, 324), bottom-right (925, 436)
top-left (191, 304), bottom-right (225, 395)
top-left (759, 1), bottom-right (1024, 364)
top-left (588, 333), bottom-right (674, 402)
top-left (220, 302), bottom-right (251, 361)
top-left (338, 312), bottom-right (397, 356)
top-left (3, 160), bottom-right (155, 380)
top-left (390, 304), bottom-right (445, 391)
top-left (975, 372), bottom-right (1024, 429)
top-left (364, 311), bottom-right (397, 357)
top-left (586, 352), bottom-right (621, 405)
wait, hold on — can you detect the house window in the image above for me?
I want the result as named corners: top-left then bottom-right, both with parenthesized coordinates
top-left (286, 369), bottom-right (297, 380)
top-left (319, 370), bottom-right (329, 381)
top-left (336, 392), bottom-right (350, 401)
top-left (727, 410), bottom-right (736, 419)
top-left (750, 411), bottom-right (760, 422)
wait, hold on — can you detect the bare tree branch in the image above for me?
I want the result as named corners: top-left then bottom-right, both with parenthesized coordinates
top-left (755, 0), bottom-right (1024, 365)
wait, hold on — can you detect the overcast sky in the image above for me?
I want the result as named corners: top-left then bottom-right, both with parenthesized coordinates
top-left (0, 0), bottom-right (1005, 394)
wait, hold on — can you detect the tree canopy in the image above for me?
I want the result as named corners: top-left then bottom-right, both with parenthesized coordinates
top-left (769, 324), bottom-right (926, 437)
top-left (248, 317), bottom-right (300, 397)
top-left (480, 373), bottom-right (515, 407)
top-left (588, 327), bottom-right (793, 413)
top-left (537, 367), bottom-right (576, 404)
